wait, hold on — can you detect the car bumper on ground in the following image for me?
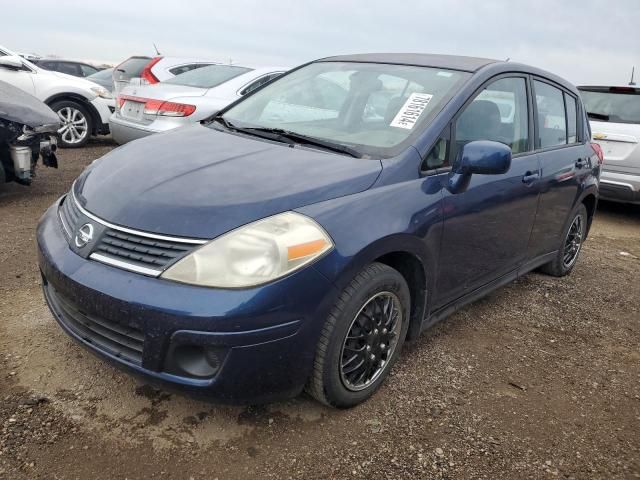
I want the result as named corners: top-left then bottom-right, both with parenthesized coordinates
top-left (36, 201), bottom-right (338, 403)
top-left (600, 170), bottom-right (640, 204)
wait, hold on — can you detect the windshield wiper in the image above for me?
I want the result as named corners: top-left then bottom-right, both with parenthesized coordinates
top-left (239, 127), bottom-right (363, 158)
top-left (587, 111), bottom-right (610, 121)
top-left (208, 117), bottom-right (363, 158)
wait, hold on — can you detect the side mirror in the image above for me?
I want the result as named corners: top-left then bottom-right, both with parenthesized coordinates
top-left (0, 55), bottom-right (25, 70)
top-left (448, 141), bottom-right (512, 193)
top-left (454, 140), bottom-right (512, 175)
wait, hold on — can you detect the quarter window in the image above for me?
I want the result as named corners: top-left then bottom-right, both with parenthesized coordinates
top-left (565, 93), bottom-right (578, 143)
top-left (422, 137), bottom-right (449, 171)
top-left (534, 80), bottom-right (567, 148)
top-left (454, 77), bottom-right (530, 154)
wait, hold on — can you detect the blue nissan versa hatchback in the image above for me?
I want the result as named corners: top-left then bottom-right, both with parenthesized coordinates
top-left (37, 54), bottom-right (602, 407)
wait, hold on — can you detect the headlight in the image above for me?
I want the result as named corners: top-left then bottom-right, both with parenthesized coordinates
top-left (161, 212), bottom-right (333, 288)
top-left (90, 86), bottom-right (113, 99)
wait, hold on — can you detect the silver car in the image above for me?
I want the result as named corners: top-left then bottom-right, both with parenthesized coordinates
top-left (579, 85), bottom-right (640, 204)
top-left (110, 64), bottom-right (286, 144)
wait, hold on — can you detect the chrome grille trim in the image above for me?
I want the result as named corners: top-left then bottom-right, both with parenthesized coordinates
top-left (70, 185), bottom-right (208, 245)
top-left (90, 253), bottom-right (163, 276)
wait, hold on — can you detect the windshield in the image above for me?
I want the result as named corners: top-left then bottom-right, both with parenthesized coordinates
top-left (164, 64), bottom-right (253, 89)
top-left (220, 61), bottom-right (469, 158)
top-left (88, 68), bottom-right (113, 81)
top-left (579, 87), bottom-right (640, 124)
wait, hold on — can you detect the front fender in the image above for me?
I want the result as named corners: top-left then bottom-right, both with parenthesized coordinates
top-left (298, 174), bottom-right (445, 331)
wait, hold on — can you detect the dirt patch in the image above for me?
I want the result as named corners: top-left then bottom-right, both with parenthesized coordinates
top-left (1, 141), bottom-right (639, 479)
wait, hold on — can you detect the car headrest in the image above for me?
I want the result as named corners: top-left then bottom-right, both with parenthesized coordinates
top-left (457, 100), bottom-right (502, 142)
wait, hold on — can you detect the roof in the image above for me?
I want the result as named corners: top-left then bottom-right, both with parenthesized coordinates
top-left (318, 53), bottom-right (499, 72)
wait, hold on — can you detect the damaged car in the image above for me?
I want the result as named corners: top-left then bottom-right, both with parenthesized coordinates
top-left (0, 80), bottom-right (59, 185)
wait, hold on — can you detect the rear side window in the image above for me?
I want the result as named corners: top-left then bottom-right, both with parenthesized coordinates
top-left (57, 62), bottom-right (81, 76)
top-left (565, 93), bottom-right (578, 143)
top-left (534, 80), bottom-right (567, 148)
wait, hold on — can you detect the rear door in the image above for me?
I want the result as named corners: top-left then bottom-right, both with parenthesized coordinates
top-left (527, 79), bottom-right (589, 259)
top-left (434, 75), bottom-right (541, 308)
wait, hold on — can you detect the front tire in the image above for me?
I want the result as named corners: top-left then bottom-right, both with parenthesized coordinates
top-left (51, 100), bottom-right (92, 148)
top-left (306, 262), bottom-right (410, 408)
top-left (540, 204), bottom-right (588, 277)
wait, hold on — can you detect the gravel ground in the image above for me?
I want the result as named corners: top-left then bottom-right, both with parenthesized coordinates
top-left (1, 140), bottom-right (639, 479)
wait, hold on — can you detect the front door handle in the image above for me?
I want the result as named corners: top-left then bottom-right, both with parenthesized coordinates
top-left (522, 171), bottom-right (540, 184)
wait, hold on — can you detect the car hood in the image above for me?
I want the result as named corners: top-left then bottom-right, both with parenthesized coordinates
top-left (120, 82), bottom-right (207, 101)
top-left (46, 70), bottom-right (103, 92)
top-left (0, 80), bottom-right (60, 128)
top-left (75, 124), bottom-right (382, 239)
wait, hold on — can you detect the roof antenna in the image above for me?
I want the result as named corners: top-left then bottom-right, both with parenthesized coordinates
top-left (153, 43), bottom-right (161, 56)
top-left (630, 66), bottom-right (636, 86)
top-left (505, 57), bottom-right (510, 62)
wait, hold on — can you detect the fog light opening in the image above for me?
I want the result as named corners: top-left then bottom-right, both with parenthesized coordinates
top-left (172, 345), bottom-right (223, 379)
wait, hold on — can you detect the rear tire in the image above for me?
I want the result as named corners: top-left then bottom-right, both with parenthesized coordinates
top-left (540, 204), bottom-right (588, 277)
top-left (306, 262), bottom-right (410, 408)
top-left (50, 100), bottom-right (92, 148)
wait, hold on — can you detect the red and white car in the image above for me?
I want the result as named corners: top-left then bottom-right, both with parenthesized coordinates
top-left (113, 56), bottom-right (220, 95)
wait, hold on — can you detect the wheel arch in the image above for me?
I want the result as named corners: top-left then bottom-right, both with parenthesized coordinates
top-left (579, 190), bottom-right (598, 238)
top-left (44, 93), bottom-right (100, 135)
top-left (325, 234), bottom-right (434, 343)
top-left (374, 251), bottom-right (428, 341)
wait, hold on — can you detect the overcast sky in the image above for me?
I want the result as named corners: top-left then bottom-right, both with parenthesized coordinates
top-left (3, 0), bottom-right (639, 85)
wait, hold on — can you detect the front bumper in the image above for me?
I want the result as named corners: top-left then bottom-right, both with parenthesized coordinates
top-left (90, 96), bottom-right (115, 124)
top-left (37, 202), bottom-right (337, 403)
top-left (600, 170), bottom-right (640, 204)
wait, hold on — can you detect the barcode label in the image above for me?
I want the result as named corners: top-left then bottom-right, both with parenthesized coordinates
top-left (389, 93), bottom-right (434, 130)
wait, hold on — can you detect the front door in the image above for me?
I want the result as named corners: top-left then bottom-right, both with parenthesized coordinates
top-left (433, 76), bottom-right (541, 308)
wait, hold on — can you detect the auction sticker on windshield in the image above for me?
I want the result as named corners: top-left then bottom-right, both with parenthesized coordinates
top-left (390, 93), bottom-right (434, 129)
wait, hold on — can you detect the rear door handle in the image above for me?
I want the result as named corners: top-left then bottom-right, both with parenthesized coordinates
top-left (522, 171), bottom-right (540, 184)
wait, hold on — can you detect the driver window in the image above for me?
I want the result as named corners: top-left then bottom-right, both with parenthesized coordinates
top-left (455, 77), bottom-right (530, 155)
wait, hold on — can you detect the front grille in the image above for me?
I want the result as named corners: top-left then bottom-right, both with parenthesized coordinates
top-left (45, 283), bottom-right (144, 365)
top-left (94, 229), bottom-right (193, 271)
top-left (57, 189), bottom-right (204, 276)
top-left (59, 194), bottom-right (81, 239)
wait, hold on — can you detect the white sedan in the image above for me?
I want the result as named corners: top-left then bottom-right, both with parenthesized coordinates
top-left (109, 64), bottom-right (286, 144)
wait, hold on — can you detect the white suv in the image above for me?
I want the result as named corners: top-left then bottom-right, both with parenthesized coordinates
top-left (579, 85), bottom-right (640, 204)
top-left (0, 44), bottom-right (114, 147)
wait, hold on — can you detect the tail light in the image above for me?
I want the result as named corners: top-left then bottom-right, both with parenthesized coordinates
top-left (140, 57), bottom-right (162, 84)
top-left (117, 95), bottom-right (196, 117)
top-left (591, 142), bottom-right (604, 165)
